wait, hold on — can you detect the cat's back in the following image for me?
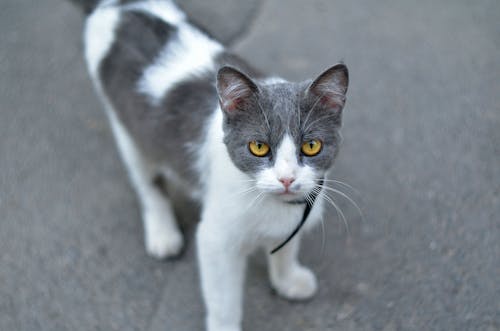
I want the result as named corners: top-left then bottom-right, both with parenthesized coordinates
top-left (84, 0), bottom-right (226, 185)
top-left (84, 0), bottom-right (198, 89)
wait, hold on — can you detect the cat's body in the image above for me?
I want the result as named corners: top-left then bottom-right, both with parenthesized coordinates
top-left (82, 1), bottom-right (348, 330)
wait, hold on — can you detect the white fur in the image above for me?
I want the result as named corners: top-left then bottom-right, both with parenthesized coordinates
top-left (84, 3), bottom-right (119, 79)
top-left (267, 235), bottom-right (318, 300)
top-left (137, 20), bottom-right (223, 105)
top-left (84, 3), bottom-right (325, 330)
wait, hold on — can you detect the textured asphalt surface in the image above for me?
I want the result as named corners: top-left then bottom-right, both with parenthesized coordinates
top-left (1, 0), bottom-right (499, 330)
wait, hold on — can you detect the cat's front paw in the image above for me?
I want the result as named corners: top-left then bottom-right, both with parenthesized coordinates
top-left (143, 210), bottom-right (183, 259)
top-left (271, 265), bottom-right (318, 301)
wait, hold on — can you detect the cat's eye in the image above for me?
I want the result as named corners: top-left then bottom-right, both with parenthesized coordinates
top-left (301, 139), bottom-right (322, 156)
top-left (248, 141), bottom-right (270, 157)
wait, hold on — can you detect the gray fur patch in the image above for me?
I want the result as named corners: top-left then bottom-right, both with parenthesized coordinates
top-left (217, 65), bottom-right (348, 176)
top-left (100, 10), bottom-right (221, 186)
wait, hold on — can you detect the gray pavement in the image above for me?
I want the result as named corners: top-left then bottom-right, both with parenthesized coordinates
top-left (1, 0), bottom-right (499, 330)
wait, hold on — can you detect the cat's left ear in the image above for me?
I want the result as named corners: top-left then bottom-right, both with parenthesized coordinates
top-left (216, 66), bottom-right (259, 114)
top-left (307, 64), bottom-right (349, 111)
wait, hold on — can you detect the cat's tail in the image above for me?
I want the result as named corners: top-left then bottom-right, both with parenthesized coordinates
top-left (67, 0), bottom-right (109, 14)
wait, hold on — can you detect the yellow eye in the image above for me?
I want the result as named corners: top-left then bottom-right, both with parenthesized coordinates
top-left (249, 141), bottom-right (270, 157)
top-left (301, 139), bottom-right (322, 156)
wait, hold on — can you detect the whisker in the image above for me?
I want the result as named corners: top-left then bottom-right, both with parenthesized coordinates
top-left (233, 186), bottom-right (258, 197)
top-left (303, 112), bottom-right (339, 133)
top-left (297, 92), bottom-right (302, 129)
top-left (255, 192), bottom-right (266, 207)
top-left (319, 190), bottom-right (350, 235)
top-left (304, 192), bottom-right (315, 207)
top-left (316, 184), bottom-right (364, 220)
top-left (319, 178), bottom-right (359, 194)
top-left (245, 191), bottom-right (265, 213)
top-left (319, 213), bottom-right (326, 260)
top-left (256, 99), bottom-right (272, 132)
top-left (302, 92), bottom-right (325, 130)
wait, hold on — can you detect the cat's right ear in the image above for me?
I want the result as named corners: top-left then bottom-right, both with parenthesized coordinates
top-left (216, 66), bottom-right (258, 114)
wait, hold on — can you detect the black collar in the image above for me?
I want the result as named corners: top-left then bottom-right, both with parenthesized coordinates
top-left (284, 199), bottom-right (308, 205)
top-left (270, 178), bottom-right (324, 254)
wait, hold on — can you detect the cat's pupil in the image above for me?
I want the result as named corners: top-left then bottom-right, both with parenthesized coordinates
top-left (309, 142), bottom-right (314, 149)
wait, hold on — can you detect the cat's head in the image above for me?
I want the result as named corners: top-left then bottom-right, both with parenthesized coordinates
top-left (216, 64), bottom-right (348, 202)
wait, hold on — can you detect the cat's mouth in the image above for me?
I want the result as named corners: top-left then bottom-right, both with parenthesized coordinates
top-left (275, 190), bottom-right (306, 203)
top-left (258, 183), bottom-right (308, 201)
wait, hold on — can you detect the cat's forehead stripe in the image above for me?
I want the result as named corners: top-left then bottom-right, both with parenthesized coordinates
top-left (276, 135), bottom-right (297, 160)
top-left (274, 135), bottom-right (299, 177)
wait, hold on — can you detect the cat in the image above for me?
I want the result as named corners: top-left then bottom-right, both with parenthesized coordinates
top-left (79, 0), bottom-right (348, 330)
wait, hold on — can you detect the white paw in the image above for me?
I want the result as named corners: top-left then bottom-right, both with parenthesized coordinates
top-left (143, 210), bottom-right (183, 259)
top-left (271, 265), bottom-right (318, 300)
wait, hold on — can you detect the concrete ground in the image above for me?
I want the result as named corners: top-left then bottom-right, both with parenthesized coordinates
top-left (1, 0), bottom-right (499, 330)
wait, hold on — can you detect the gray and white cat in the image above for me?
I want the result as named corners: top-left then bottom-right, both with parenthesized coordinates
top-left (82, 1), bottom-right (348, 330)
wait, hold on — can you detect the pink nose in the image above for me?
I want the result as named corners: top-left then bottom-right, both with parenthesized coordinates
top-left (279, 177), bottom-right (295, 189)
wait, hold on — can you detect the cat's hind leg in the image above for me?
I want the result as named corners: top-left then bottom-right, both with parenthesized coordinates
top-left (267, 236), bottom-right (317, 300)
top-left (106, 109), bottom-right (183, 259)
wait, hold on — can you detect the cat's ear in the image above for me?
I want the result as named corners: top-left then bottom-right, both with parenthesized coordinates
top-left (307, 64), bottom-right (349, 111)
top-left (216, 66), bottom-right (258, 114)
